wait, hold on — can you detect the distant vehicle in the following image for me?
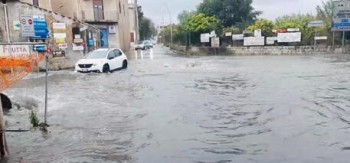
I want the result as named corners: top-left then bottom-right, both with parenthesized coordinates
top-left (75, 48), bottom-right (128, 73)
top-left (135, 41), bottom-right (146, 50)
top-left (143, 40), bottom-right (153, 49)
top-left (135, 41), bottom-right (153, 50)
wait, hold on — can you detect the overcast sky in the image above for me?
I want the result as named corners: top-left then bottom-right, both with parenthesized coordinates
top-left (138, 0), bottom-right (325, 26)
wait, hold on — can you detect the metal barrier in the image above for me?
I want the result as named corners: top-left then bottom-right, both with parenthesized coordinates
top-left (0, 43), bottom-right (46, 92)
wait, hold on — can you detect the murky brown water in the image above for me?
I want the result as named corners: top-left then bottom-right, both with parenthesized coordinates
top-left (3, 46), bottom-right (350, 163)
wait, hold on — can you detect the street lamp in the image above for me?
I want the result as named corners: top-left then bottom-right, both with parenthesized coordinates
top-left (160, 1), bottom-right (172, 46)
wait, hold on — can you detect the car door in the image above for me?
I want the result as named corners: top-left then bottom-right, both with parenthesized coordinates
top-left (114, 49), bottom-right (123, 68)
top-left (107, 50), bottom-right (117, 70)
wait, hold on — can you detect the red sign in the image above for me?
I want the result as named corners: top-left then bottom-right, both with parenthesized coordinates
top-left (276, 29), bottom-right (287, 33)
top-left (28, 19), bottom-right (33, 25)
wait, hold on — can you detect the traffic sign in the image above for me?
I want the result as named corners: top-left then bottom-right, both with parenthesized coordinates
top-left (33, 45), bottom-right (47, 52)
top-left (20, 15), bottom-right (35, 37)
top-left (308, 20), bottom-right (324, 27)
top-left (33, 15), bottom-right (49, 39)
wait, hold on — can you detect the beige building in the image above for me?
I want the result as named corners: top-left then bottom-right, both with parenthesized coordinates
top-left (20, 0), bottom-right (52, 10)
top-left (49, 0), bottom-right (131, 51)
top-left (128, 0), bottom-right (139, 46)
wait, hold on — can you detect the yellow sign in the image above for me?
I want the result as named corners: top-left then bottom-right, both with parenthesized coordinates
top-left (55, 38), bottom-right (66, 44)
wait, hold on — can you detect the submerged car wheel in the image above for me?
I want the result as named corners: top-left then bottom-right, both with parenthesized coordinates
top-left (122, 60), bottom-right (128, 69)
top-left (102, 64), bottom-right (110, 73)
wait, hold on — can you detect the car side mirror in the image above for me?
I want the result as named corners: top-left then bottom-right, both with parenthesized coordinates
top-left (108, 56), bottom-right (114, 60)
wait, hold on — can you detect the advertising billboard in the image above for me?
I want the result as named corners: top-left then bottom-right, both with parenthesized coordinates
top-left (200, 33), bottom-right (210, 43)
top-left (277, 32), bottom-right (301, 43)
top-left (244, 37), bottom-right (265, 46)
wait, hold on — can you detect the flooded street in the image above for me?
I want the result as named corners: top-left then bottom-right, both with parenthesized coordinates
top-left (4, 45), bottom-right (350, 163)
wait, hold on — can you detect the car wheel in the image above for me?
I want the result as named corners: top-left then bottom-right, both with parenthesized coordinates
top-left (122, 60), bottom-right (128, 69)
top-left (102, 64), bottom-right (110, 73)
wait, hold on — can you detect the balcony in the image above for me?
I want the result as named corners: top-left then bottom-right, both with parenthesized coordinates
top-left (84, 10), bottom-right (119, 23)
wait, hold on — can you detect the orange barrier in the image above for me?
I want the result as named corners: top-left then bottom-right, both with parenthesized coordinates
top-left (0, 54), bottom-right (44, 92)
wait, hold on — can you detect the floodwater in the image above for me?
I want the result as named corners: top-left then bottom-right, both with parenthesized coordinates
top-left (3, 46), bottom-right (350, 163)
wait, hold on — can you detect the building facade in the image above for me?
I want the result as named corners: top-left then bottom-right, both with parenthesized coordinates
top-left (51, 0), bottom-right (131, 51)
top-left (1, 0), bottom-right (102, 69)
top-left (20, 0), bottom-right (52, 10)
top-left (128, 0), bottom-right (139, 46)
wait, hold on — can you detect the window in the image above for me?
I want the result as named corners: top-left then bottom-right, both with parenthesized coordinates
top-left (119, 2), bottom-right (122, 14)
top-left (93, 0), bottom-right (104, 20)
top-left (114, 49), bottom-right (122, 56)
top-left (107, 51), bottom-right (115, 59)
top-left (33, 0), bottom-right (39, 6)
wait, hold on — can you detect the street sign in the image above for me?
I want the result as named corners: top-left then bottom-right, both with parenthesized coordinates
top-left (315, 36), bottom-right (328, 40)
top-left (308, 20), bottom-right (324, 27)
top-left (200, 33), bottom-right (210, 43)
top-left (33, 15), bottom-right (49, 39)
top-left (33, 45), bottom-right (47, 52)
top-left (332, 0), bottom-right (350, 31)
top-left (225, 32), bottom-right (232, 36)
top-left (254, 29), bottom-right (262, 37)
top-left (232, 34), bottom-right (244, 40)
top-left (20, 15), bottom-right (35, 37)
top-left (211, 37), bottom-right (220, 48)
top-left (287, 28), bottom-right (300, 32)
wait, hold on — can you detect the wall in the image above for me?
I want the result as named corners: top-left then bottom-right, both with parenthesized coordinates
top-left (128, 3), bottom-right (137, 45)
top-left (171, 45), bottom-right (343, 56)
top-left (51, 0), bottom-right (78, 19)
top-left (122, 0), bottom-right (131, 50)
top-left (21, 0), bottom-right (131, 51)
top-left (20, 0), bottom-right (52, 11)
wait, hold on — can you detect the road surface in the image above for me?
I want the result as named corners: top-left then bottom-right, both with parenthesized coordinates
top-left (4, 45), bottom-right (350, 163)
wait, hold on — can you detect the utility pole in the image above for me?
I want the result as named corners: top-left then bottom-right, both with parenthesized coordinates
top-left (342, 31), bottom-right (345, 53)
top-left (2, 0), bottom-right (10, 43)
top-left (160, 1), bottom-right (172, 46)
top-left (135, 0), bottom-right (140, 42)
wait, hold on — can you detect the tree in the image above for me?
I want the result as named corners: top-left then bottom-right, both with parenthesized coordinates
top-left (197, 0), bottom-right (261, 28)
top-left (223, 26), bottom-right (241, 34)
top-left (316, 0), bottom-right (333, 25)
top-left (178, 10), bottom-right (196, 26)
top-left (247, 19), bottom-right (274, 37)
top-left (316, 0), bottom-right (336, 44)
top-left (139, 17), bottom-right (157, 40)
top-left (186, 13), bottom-right (221, 33)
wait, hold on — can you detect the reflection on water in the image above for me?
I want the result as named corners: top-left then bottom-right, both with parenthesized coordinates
top-left (134, 49), bottom-right (154, 60)
top-left (4, 47), bottom-right (350, 163)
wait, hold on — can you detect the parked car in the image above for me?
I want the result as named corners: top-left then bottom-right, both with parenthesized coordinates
top-left (135, 41), bottom-right (146, 50)
top-left (75, 48), bottom-right (128, 73)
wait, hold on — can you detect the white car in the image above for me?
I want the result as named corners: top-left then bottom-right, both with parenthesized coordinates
top-left (135, 42), bottom-right (146, 50)
top-left (75, 48), bottom-right (128, 73)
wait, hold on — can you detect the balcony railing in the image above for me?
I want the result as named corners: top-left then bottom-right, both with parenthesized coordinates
top-left (84, 10), bottom-right (119, 23)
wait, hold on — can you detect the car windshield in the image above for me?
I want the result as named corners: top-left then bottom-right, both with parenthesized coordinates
top-left (86, 50), bottom-right (107, 59)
